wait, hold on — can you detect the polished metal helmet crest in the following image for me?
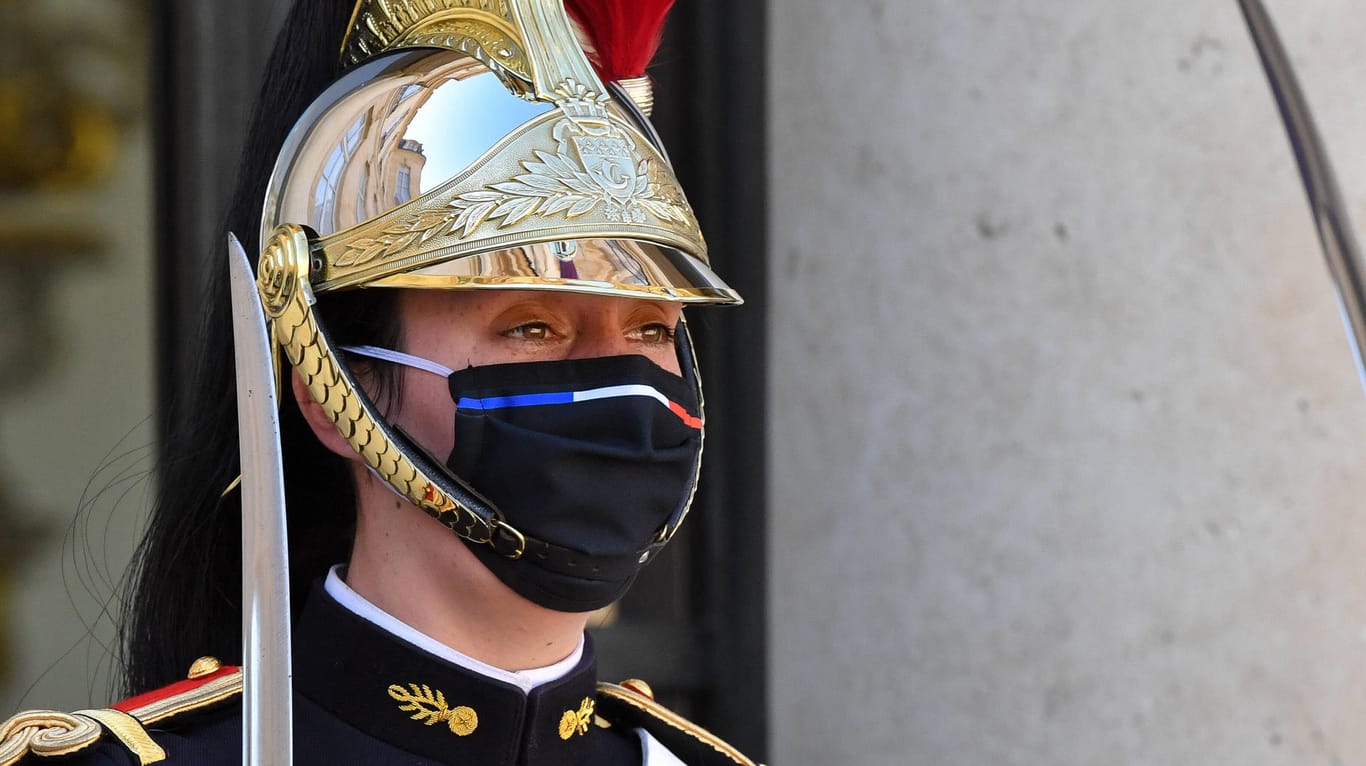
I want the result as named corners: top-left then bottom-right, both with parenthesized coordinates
top-left (262, 0), bottom-right (738, 303)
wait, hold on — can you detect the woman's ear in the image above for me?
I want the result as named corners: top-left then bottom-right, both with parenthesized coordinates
top-left (291, 368), bottom-right (361, 462)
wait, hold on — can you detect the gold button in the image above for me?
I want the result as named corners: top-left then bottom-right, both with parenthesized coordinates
top-left (559, 697), bottom-right (595, 739)
top-left (620, 678), bottom-right (654, 700)
top-left (186, 656), bottom-right (222, 680)
top-left (447, 705), bottom-right (478, 736)
top-left (559, 710), bottom-right (579, 740)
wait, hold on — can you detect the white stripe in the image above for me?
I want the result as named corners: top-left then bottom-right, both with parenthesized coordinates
top-left (571, 384), bottom-right (672, 410)
top-left (342, 345), bottom-right (454, 378)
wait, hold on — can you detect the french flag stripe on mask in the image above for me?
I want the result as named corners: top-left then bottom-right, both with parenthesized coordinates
top-left (457, 384), bottom-right (702, 430)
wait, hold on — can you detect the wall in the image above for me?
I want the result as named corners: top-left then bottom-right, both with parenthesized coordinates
top-left (0, 1), bottom-right (152, 714)
top-left (769, 2), bottom-right (1366, 764)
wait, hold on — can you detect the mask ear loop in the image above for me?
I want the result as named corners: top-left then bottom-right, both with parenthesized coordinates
top-left (343, 345), bottom-right (455, 378)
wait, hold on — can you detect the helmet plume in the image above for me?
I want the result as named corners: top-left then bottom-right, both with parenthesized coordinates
top-left (564, 0), bottom-right (675, 82)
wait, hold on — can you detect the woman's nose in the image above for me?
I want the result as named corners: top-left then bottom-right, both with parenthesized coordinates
top-left (567, 325), bottom-right (633, 360)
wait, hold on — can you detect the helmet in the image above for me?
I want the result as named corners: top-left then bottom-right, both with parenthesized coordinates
top-left (249, 0), bottom-right (739, 558)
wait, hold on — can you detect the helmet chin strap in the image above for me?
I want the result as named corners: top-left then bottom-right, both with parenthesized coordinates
top-left (257, 224), bottom-right (508, 551)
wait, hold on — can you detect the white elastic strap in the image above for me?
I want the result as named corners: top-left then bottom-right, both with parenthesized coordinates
top-left (343, 344), bottom-right (454, 377)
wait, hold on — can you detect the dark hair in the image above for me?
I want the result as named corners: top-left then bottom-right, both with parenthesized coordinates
top-left (119, 0), bottom-right (401, 696)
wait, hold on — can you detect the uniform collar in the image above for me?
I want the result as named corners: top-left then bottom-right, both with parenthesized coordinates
top-left (294, 582), bottom-right (601, 766)
top-left (323, 565), bottom-right (584, 694)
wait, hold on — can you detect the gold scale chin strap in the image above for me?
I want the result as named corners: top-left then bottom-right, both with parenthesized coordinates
top-left (258, 225), bottom-right (512, 554)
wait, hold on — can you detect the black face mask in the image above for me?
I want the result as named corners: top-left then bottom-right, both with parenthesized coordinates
top-left (344, 346), bottom-right (703, 612)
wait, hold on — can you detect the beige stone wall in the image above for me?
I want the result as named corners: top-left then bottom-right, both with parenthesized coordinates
top-left (0, 136), bottom-right (153, 712)
top-left (769, 2), bottom-right (1366, 764)
top-left (0, 5), bottom-right (152, 714)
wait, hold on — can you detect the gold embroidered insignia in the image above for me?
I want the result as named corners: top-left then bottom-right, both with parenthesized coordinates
top-left (387, 684), bottom-right (479, 736)
top-left (558, 696), bottom-right (595, 740)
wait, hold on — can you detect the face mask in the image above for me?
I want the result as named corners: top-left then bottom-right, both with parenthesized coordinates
top-left (343, 345), bottom-right (703, 612)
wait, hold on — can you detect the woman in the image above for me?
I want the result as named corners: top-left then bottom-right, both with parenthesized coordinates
top-left (0, 1), bottom-right (755, 763)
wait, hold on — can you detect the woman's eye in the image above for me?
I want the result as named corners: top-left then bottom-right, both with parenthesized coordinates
top-left (505, 322), bottom-right (554, 341)
top-left (633, 323), bottom-right (676, 344)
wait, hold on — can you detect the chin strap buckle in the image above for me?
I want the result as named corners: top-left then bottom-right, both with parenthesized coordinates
top-left (489, 520), bottom-right (527, 560)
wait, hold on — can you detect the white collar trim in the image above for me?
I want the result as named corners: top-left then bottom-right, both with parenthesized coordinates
top-left (324, 565), bottom-right (584, 694)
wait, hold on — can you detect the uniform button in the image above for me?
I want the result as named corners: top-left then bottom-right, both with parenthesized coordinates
top-left (620, 678), bottom-right (654, 700)
top-left (187, 656), bottom-right (223, 679)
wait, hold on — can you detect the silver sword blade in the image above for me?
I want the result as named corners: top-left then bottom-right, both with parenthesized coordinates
top-left (1239, 0), bottom-right (1366, 393)
top-left (228, 233), bottom-right (294, 765)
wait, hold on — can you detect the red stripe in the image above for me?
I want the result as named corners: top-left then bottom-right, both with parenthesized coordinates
top-left (668, 401), bottom-right (703, 430)
top-left (111, 665), bottom-right (240, 712)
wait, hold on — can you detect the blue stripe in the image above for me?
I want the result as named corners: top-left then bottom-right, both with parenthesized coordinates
top-left (457, 391), bottom-right (575, 410)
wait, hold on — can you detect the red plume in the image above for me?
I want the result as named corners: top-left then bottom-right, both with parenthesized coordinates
top-left (564, 0), bottom-right (676, 81)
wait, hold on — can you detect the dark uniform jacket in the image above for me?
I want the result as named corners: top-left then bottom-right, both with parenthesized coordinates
top-left (0, 586), bottom-right (755, 765)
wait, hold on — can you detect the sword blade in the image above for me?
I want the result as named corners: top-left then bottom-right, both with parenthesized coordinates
top-left (227, 233), bottom-right (294, 765)
top-left (1239, 0), bottom-right (1366, 392)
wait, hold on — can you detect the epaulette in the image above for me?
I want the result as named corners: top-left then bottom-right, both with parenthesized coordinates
top-left (595, 679), bottom-right (763, 766)
top-left (0, 657), bottom-right (241, 766)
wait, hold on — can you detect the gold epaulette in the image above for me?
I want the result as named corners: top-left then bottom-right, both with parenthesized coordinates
top-left (594, 679), bottom-right (763, 766)
top-left (0, 657), bottom-right (242, 766)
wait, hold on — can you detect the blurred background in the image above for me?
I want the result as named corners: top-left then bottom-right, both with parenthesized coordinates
top-left (0, 0), bottom-right (154, 722)
top-left (6, 2), bottom-right (1366, 765)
